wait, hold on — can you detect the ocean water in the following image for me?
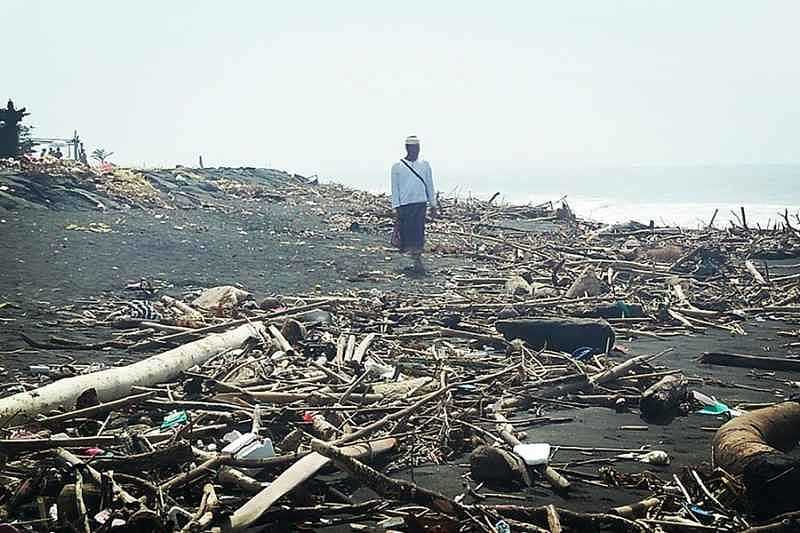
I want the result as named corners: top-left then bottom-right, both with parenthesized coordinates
top-left (490, 165), bottom-right (800, 229)
top-left (536, 197), bottom-right (797, 229)
top-left (359, 164), bottom-right (799, 229)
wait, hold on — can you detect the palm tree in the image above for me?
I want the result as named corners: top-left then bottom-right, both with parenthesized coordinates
top-left (91, 148), bottom-right (114, 163)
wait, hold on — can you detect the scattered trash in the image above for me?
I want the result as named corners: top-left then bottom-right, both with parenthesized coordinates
top-left (28, 364), bottom-right (50, 375)
top-left (495, 520), bottom-right (511, 533)
top-left (1, 160), bottom-right (798, 532)
top-left (64, 221), bottom-right (112, 233)
top-left (616, 450), bottom-right (671, 465)
top-left (221, 432), bottom-right (275, 460)
top-left (191, 285), bottom-right (254, 315)
top-left (160, 410), bottom-right (188, 429)
top-left (693, 391), bottom-right (744, 417)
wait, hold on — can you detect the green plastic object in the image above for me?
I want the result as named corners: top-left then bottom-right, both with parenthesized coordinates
top-left (698, 401), bottom-right (729, 415)
top-left (161, 410), bottom-right (188, 429)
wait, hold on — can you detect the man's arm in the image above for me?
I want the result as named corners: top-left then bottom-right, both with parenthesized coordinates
top-left (390, 165), bottom-right (401, 209)
top-left (424, 162), bottom-right (438, 214)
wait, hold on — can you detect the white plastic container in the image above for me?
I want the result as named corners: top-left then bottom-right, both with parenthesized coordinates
top-left (221, 432), bottom-right (275, 461)
top-left (29, 365), bottom-right (51, 375)
top-left (512, 443), bottom-right (551, 466)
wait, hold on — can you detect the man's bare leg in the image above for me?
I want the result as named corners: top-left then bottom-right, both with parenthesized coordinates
top-left (411, 250), bottom-right (425, 273)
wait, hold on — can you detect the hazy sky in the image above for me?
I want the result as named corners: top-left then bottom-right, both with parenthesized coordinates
top-left (7, 1), bottom-right (800, 191)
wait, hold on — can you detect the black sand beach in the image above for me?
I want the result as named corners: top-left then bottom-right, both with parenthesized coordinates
top-left (2, 167), bottom-right (799, 522)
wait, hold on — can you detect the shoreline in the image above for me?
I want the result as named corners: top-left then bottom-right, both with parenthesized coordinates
top-left (354, 183), bottom-right (800, 230)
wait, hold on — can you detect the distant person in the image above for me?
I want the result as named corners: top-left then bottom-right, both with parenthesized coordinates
top-left (54, 146), bottom-right (63, 159)
top-left (41, 147), bottom-right (49, 158)
top-left (390, 135), bottom-right (438, 273)
top-left (79, 143), bottom-right (88, 164)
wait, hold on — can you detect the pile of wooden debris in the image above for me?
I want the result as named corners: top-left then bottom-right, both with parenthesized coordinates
top-left (0, 276), bottom-right (798, 532)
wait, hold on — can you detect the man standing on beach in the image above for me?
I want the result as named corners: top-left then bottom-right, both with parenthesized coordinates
top-left (391, 135), bottom-right (438, 273)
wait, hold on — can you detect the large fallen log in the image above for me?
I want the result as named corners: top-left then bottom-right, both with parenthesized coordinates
top-left (496, 317), bottom-right (615, 354)
top-left (712, 400), bottom-right (800, 517)
top-left (0, 322), bottom-right (265, 424)
top-left (700, 351), bottom-right (800, 372)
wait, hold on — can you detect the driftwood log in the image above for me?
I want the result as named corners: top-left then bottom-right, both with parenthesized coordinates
top-left (496, 317), bottom-right (615, 354)
top-left (610, 497), bottom-right (661, 519)
top-left (712, 400), bottom-right (800, 517)
top-left (0, 322), bottom-right (265, 424)
top-left (701, 351), bottom-right (800, 372)
top-left (372, 376), bottom-right (437, 399)
top-left (590, 351), bottom-right (669, 388)
top-left (565, 266), bottom-right (604, 298)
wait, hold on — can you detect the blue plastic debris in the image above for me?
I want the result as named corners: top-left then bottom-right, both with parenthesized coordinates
top-left (571, 346), bottom-right (595, 360)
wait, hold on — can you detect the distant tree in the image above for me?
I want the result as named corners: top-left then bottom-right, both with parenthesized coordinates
top-left (91, 148), bottom-right (114, 164)
top-left (18, 124), bottom-right (35, 155)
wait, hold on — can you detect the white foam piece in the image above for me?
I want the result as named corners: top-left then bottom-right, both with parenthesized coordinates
top-left (512, 443), bottom-right (551, 466)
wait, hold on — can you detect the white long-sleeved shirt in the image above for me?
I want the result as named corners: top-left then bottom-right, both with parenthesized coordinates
top-left (390, 159), bottom-right (437, 209)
